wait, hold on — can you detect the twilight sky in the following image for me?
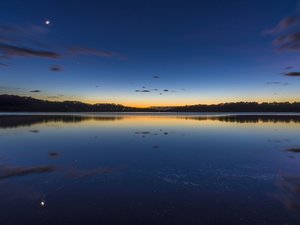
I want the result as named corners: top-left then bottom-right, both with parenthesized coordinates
top-left (0, 0), bottom-right (300, 107)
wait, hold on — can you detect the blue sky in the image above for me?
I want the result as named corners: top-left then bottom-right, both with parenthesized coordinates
top-left (0, 0), bottom-right (300, 106)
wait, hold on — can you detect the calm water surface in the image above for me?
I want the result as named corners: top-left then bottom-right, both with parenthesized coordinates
top-left (1, 113), bottom-right (300, 225)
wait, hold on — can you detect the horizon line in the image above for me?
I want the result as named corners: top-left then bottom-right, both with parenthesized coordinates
top-left (1, 94), bottom-right (300, 109)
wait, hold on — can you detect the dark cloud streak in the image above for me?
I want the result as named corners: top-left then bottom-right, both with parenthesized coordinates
top-left (0, 165), bottom-right (55, 180)
top-left (68, 47), bottom-right (127, 60)
top-left (135, 89), bottom-right (151, 92)
top-left (0, 43), bottom-right (60, 58)
top-left (29, 90), bottom-right (41, 93)
top-left (284, 72), bottom-right (300, 76)
top-left (50, 65), bottom-right (63, 72)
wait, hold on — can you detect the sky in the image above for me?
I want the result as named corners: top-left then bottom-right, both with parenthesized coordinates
top-left (0, 0), bottom-right (300, 107)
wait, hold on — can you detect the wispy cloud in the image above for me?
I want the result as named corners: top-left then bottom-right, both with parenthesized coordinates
top-left (0, 62), bottom-right (8, 67)
top-left (135, 89), bottom-right (151, 92)
top-left (261, 1), bottom-right (300, 53)
top-left (29, 90), bottom-right (41, 93)
top-left (266, 81), bottom-right (289, 85)
top-left (0, 23), bottom-right (126, 67)
top-left (0, 23), bottom-right (56, 61)
top-left (46, 94), bottom-right (64, 99)
top-left (50, 65), bottom-right (63, 72)
top-left (264, 11), bottom-right (300, 52)
top-left (284, 72), bottom-right (300, 76)
top-left (0, 43), bottom-right (60, 58)
top-left (68, 47), bottom-right (127, 60)
top-left (0, 86), bottom-right (22, 90)
top-left (264, 16), bottom-right (300, 35)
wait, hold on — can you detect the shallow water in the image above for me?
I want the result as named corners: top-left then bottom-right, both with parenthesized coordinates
top-left (0, 113), bottom-right (300, 225)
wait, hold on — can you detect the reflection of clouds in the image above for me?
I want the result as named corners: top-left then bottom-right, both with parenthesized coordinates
top-left (65, 167), bottom-right (120, 179)
top-left (134, 129), bottom-right (174, 137)
top-left (285, 148), bottom-right (300, 153)
top-left (156, 172), bottom-right (200, 187)
top-left (48, 152), bottom-right (60, 158)
top-left (0, 165), bottom-right (56, 180)
top-left (268, 139), bottom-right (290, 144)
top-left (274, 175), bottom-right (300, 212)
top-left (29, 129), bottom-right (40, 133)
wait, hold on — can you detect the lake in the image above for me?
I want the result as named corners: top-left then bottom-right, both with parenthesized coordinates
top-left (0, 113), bottom-right (300, 225)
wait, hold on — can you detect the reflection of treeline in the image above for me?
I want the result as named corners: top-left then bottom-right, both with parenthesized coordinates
top-left (1, 115), bottom-right (300, 129)
top-left (169, 102), bottom-right (300, 112)
top-left (0, 95), bottom-right (155, 112)
top-left (180, 115), bottom-right (300, 123)
top-left (0, 115), bottom-right (123, 128)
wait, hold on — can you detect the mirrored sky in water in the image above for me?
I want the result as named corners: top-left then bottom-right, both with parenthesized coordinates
top-left (1, 113), bottom-right (300, 225)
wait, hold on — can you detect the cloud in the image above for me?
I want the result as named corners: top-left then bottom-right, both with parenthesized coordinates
top-left (163, 89), bottom-right (169, 92)
top-left (0, 24), bottom-right (48, 37)
top-left (0, 62), bottom-right (8, 67)
top-left (0, 165), bottom-right (55, 180)
top-left (273, 32), bottom-right (300, 51)
top-left (263, 9), bottom-right (300, 52)
top-left (46, 95), bottom-right (63, 99)
top-left (50, 65), bottom-right (63, 72)
top-left (266, 81), bottom-right (289, 85)
top-left (68, 47), bottom-right (127, 60)
top-left (153, 75), bottom-right (160, 79)
top-left (0, 86), bottom-right (22, 90)
top-left (264, 16), bottom-right (300, 35)
top-left (29, 90), bottom-right (41, 93)
top-left (0, 23), bottom-right (126, 66)
top-left (285, 66), bottom-right (293, 70)
top-left (0, 43), bottom-right (60, 58)
top-left (284, 72), bottom-right (300, 76)
top-left (135, 89), bottom-right (151, 92)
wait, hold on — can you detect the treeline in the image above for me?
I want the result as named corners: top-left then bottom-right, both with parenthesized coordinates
top-left (0, 95), bottom-right (153, 112)
top-left (168, 102), bottom-right (300, 112)
top-left (1, 95), bottom-right (300, 112)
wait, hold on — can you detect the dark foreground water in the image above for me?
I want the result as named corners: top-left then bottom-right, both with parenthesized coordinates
top-left (0, 113), bottom-right (300, 225)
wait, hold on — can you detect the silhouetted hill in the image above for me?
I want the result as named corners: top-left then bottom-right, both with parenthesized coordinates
top-left (0, 95), bottom-right (154, 112)
top-left (1, 95), bottom-right (300, 112)
top-left (168, 102), bottom-right (300, 112)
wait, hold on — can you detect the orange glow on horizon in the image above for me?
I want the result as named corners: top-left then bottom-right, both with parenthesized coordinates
top-left (27, 94), bottom-right (300, 108)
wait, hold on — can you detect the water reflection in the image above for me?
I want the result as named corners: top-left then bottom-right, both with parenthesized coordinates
top-left (180, 114), bottom-right (300, 123)
top-left (0, 113), bottom-right (300, 224)
top-left (286, 148), bottom-right (300, 153)
top-left (0, 113), bottom-right (300, 129)
top-left (0, 165), bottom-right (55, 180)
top-left (276, 175), bottom-right (300, 212)
top-left (0, 114), bottom-right (123, 128)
